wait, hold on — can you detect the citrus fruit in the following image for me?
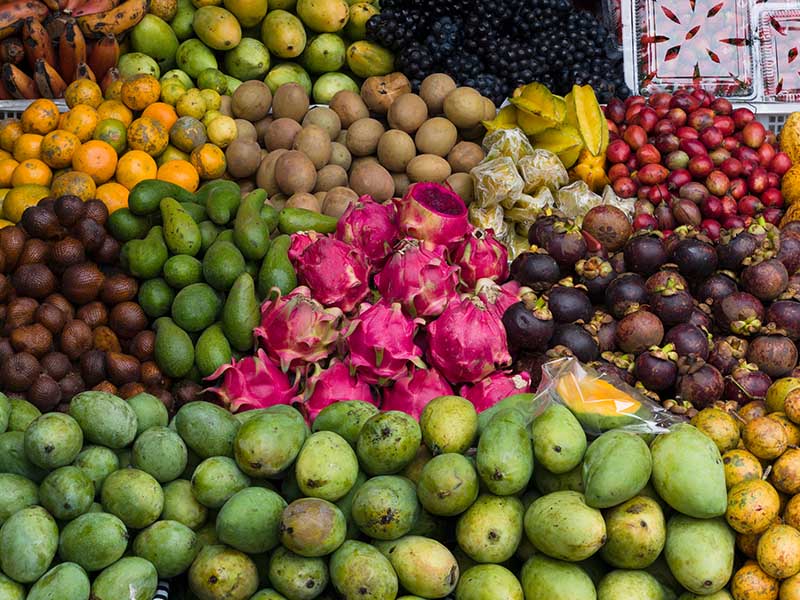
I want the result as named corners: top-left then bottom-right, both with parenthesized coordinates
top-left (40, 130), bottom-right (81, 169)
top-left (95, 182), bottom-right (130, 213)
top-left (11, 159), bottom-right (52, 187)
top-left (51, 171), bottom-right (96, 202)
top-left (3, 184), bottom-right (49, 222)
top-left (97, 100), bottom-right (134, 127)
top-left (20, 99), bottom-right (60, 135)
top-left (94, 119), bottom-right (128, 154)
top-left (0, 159), bottom-right (19, 187)
top-left (72, 140), bottom-right (118, 184)
top-left (65, 79), bottom-right (104, 109)
top-left (190, 143), bottom-right (226, 179)
top-left (127, 117), bottom-right (169, 157)
top-left (121, 74), bottom-right (162, 111)
top-left (141, 102), bottom-right (178, 132)
top-left (61, 105), bottom-right (99, 143)
top-left (116, 150), bottom-right (158, 190)
top-left (157, 159), bottom-right (199, 192)
top-left (12, 133), bottom-right (43, 161)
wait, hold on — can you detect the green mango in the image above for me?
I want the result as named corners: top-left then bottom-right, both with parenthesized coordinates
top-left (175, 39), bottom-right (218, 79)
top-left (280, 497), bottom-right (346, 557)
top-left (351, 476), bottom-right (419, 541)
top-left (69, 391), bottom-right (138, 449)
top-left (268, 547), bottom-right (328, 599)
top-left (343, 2), bottom-right (378, 40)
top-left (260, 10), bottom-right (306, 58)
top-left (524, 491), bottom-right (606, 562)
top-left (206, 183), bottom-right (241, 225)
top-left (216, 229), bottom-right (234, 243)
top-left (301, 33), bottom-right (346, 73)
top-left (192, 6), bottom-right (241, 51)
top-left (477, 393), bottom-right (537, 435)
top-left (101, 468), bottom-right (164, 529)
top-left (188, 545), bottom-right (258, 600)
top-left (356, 411), bottom-right (421, 476)
top-left (456, 564), bottom-right (524, 600)
top-left (455, 494), bottom-right (524, 564)
top-left (257, 233), bottom-right (297, 300)
top-left (0, 473), bottom-right (38, 525)
top-left (127, 392), bottom-right (169, 436)
top-left (39, 466), bottom-right (94, 520)
top-left (122, 226), bottom-right (169, 279)
top-left (334, 470), bottom-right (366, 540)
top-left (233, 411), bottom-right (306, 477)
top-left (417, 453), bottom-right (479, 517)
top-left (295, 431), bottom-right (359, 501)
top-left (26, 562), bottom-right (90, 600)
top-left (224, 37), bottom-right (270, 81)
top-left (203, 241), bottom-right (246, 291)
top-left (154, 317), bottom-right (195, 378)
top-left (296, 0), bottom-right (349, 32)
top-left (161, 479), bottom-right (208, 530)
top-left (329, 540), bottom-right (398, 599)
top-left (132, 426), bottom-right (188, 483)
top-left (601, 496), bottom-right (666, 569)
top-left (0, 572), bottom-right (24, 600)
top-left (216, 487), bottom-right (286, 554)
top-left (345, 40), bottom-right (394, 77)
top-left (476, 408), bottom-right (534, 496)
top-left (419, 395), bottom-right (477, 455)
top-left (24, 412), bottom-right (83, 469)
top-left (196, 179), bottom-right (239, 205)
top-left (582, 430), bottom-right (652, 509)
top-left (175, 401), bottom-right (239, 458)
top-left (169, 0), bottom-right (196, 40)
top-left (597, 570), bottom-right (664, 600)
top-left (312, 71), bottom-right (358, 104)
top-left (161, 197), bottom-right (202, 256)
top-left (233, 189), bottom-right (270, 260)
top-left (532, 403), bottom-right (587, 474)
top-left (664, 515), bottom-right (734, 596)
top-left (90, 557), bottom-right (158, 600)
top-left (195, 323), bottom-right (233, 377)
top-left (265, 63), bottom-right (312, 95)
top-left (260, 203), bottom-right (280, 232)
top-left (131, 14), bottom-right (179, 71)
top-left (387, 536), bottom-right (458, 599)
top-left (172, 283), bottom-right (222, 332)
top-left (0, 431), bottom-right (46, 482)
top-left (312, 400), bottom-right (379, 447)
top-left (73, 445), bottom-right (119, 497)
top-left (191, 456), bottom-right (250, 509)
top-left (534, 462), bottom-right (584, 495)
top-left (133, 520), bottom-right (200, 578)
top-left (222, 273), bottom-right (259, 352)
top-left (7, 397), bottom-right (40, 432)
top-left (520, 554), bottom-right (596, 600)
top-left (0, 392), bottom-right (10, 433)
top-left (651, 424), bottom-right (727, 518)
top-left (0, 506), bottom-right (58, 583)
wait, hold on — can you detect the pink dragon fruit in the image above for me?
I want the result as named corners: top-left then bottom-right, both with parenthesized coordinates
top-left (460, 370), bottom-right (532, 413)
top-left (451, 229), bottom-right (509, 288)
top-left (345, 300), bottom-right (425, 384)
top-left (336, 195), bottom-right (399, 267)
top-left (255, 286), bottom-right (342, 371)
top-left (298, 359), bottom-right (376, 423)
top-left (475, 278), bottom-right (526, 319)
top-left (292, 236), bottom-right (371, 313)
top-left (394, 182), bottom-right (470, 247)
top-left (205, 348), bottom-right (297, 412)
top-left (426, 294), bottom-right (512, 384)
top-left (374, 239), bottom-right (460, 318)
top-left (288, 231), bottom-right (324, 262)
top-left (381, 366), bottom-right (453, 420)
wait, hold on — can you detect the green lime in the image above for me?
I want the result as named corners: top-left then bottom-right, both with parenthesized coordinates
top-left (94, 119), bottom-right (127, 154)
top-left (163, 255), bottom-right (203, 289)
top-left (139, 278), bottom-right (176, 318)
top-left (196, 68), bottom-right (228, 94)
top-left (171, 283), bottom-right (222, 332)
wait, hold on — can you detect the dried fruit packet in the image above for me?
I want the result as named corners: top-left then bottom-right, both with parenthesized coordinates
top-left (470, 157), bottom-right (525, 209)
top-left (503, 188), bottom-right (556, 223)
top-left (555, 180), bottom-right (604, 221)
top-left (468, 203), bottom-right (508, 235)
top-left (518, 149), bottom-right (569, 193)
top-left (483, 128), bottom-right (535, 163)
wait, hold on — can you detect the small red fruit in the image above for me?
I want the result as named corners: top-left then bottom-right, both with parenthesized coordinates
top-left (738, 195), bottom-right (763, 216)
top-left (606, 139), bottom-right (632, 164)
top-left (625, 95), bottom-right (646, 108)
top-left (649, 92), bottom-right (672, 108)
top-left (709, 148), bottom-right (731, 166)
top-left (623, 125), bottom-right (647, 150)
top-left (677, 126), bottom-right (700, 140)
top-left (613, 176), bottom-right (638, 198)
top-left (638, 163), bottom-right (670, 185)
top-left (722, 215), bottom-right (745, 229)
top-left (606, 98), bottom-right (626, 124)
top-left (769, 151), bottom-right (792, 175)
top-left (654, 119), bottom-right (676, 136)
top-left (608, 163), bottom-right (630, 182)
top-left (688, 108), bottom-right (716, 131)
top-left (720, 157), bottom-right (743, 178)
top-left (710, 98), bottom-right (733, 115)
top-left (742, 121), bottom-right (767, 149)
top-left (734, 146), bottom-right (759, 163)
top-left (701, 219), bottom-right (722, 240)
top-left (748, 167), bottom-right (769, 194)
top-left (667, 108), bottom-right (688, 127)
top-left (722, 136), bottom-right (740, 152)
top-left (634, 107), bottom-right (659, 133)
top-left (667, 168), bottom-right (692, 190)
top-left (700, 195), bottom-right (723, 219)
top-left (688, 155), bottom-right (714, 178)
top-left (732, 108), bottom-right (755, 129)
top-left (767, 172), bottom-right (780, 189)
top-left (720, 195), bottom-right (738, 218)
top-left (763, 208), bottom-right (782, 225)
top-left (637, 186), bottom-right (652, 202)
top-left (655, 133), bottom-right (680, 154)
top-left (633, 213), bottom-right (658, 231)
top-left (706, 170), bottom-right (730, 196)
top-left (729, 178), bottom-right (747, 200)
top-left (700, 126), bottom-right (723, 149)
top-left (636, 144), bottom-right (661, 165)
top-left (626, 104), bottom-right (644, 122)
top-left (648, 183), bottom-right (670, 205)
top-left (757, 142), bottom-right (776, 167)
top-left (761, 188), bottom-right (784, 208)
top-left (714, 116), bottom-right (735, 136)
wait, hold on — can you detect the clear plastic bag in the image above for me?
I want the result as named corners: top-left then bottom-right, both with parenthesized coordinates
top-left (470, 157), bottom-right (525, 209)
top-left (483, 128), bottom-right (535, 163)
top-left (555, 180), bottom-right (603, 221)
top-left (469, 204), bottom-right (508, 236)
top-left (518, 150), bottom-right (569, 193)
top-left (503, 187), bottom-right (555, 219)
top-left (537, 357), bottom-right (686, 435)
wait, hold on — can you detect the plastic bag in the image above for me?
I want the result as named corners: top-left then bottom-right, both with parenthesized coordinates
top-left (483, 128), bottom-right (535, 163)
top-left (469, 204), bottom-right (508, 236)
top-left (555, 180), bottom-right (603, 222)
top-left (537, 357), bottom-right (686, 435)
top-left (470, 157), bottom-right (525, 208)
top-left (503, 187), bottom-right (555, 219)
top-left (518, 150), bottom-right (569, 193)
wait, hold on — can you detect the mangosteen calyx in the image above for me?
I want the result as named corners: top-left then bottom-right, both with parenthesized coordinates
top-left (633, 381), bottom-right (661, 402)
top-left (576, 257), bottom-right (614, 281)
top-left (601, 351), bottom-right (636, 372)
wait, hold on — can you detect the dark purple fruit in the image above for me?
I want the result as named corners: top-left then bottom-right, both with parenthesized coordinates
top-left (650, 289), bottom-right (694, 326)
top-left (615, 309), bottom-right (665, 354)
top-left (516, 352), bottom-right (548, 389)
top-left (724, 360), bottom-right (772, 404)
top-left (502, 296), bottom-right (555, 352)
top-left (590, 359), bottom-right (636, 386)
top-left (528, 214), bottom-right (562, 247)
top-left (549, 324), bottom-right (599, 362)
top-left (717, 230), bottom-right (757, 271)
top-left (510, 252), bottom-right (561, 292)
top-left (695, 273), bottom-right (738, 304)
top-left (677, 356), bottom-right (724, 408)
top-left (581, 205), bottom-right (632, 252)
top-left (713, 292), bottom-right (765, 335)
top-left (623, 233), bottom-right (668, 276)
top-left (590, 311), bottom-right (617, 353)
top-left (645, 270), bottom-right (688, 294)
top-left (767, 301), bottom-right (800, 340)
top-left (575, 257), bottom-right (616, 301)
top-left (609, 252), bottom-right (626, 273)
top-left (547, 224), bottom-right (588, 268)
top-left (688, 307), bottom-right (713, 330)
top-left (747, 333), bottom-right (799, 378)
top-left (741, 259), bottom-right (789, 301)
top-left (709, 336), bottom-right (749, 375)
top-left (635, 345), bottom-right (678, 391)
top-left (547, 284), bottom-right (592, 324)
top-left (777, 230), bottom-right (800, 275)
top-left (664, 323), bottom-right (710, 360)
top-left (605, 273), bottom-right (648, 319)
top-left (671, 238), bottom-right (718, 280)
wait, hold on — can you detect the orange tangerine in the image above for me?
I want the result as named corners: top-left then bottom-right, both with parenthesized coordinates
top-left (104, 79), bottom-right (124, 101)
top-left (0, 119), bottom-right (23, 152)
top-left (95, 182), bottom-right (129, 213)
top-left (157, 159), bottom-right (199, 192)
top-left (50, 171), bottom-right (96, 202)
top-left (20, 99), bottom-right (60, 135)
top-left (11, 159), bottom-right (52, 187)
top-left (3, 184), bottom-right (49, 223)
top-left (65, 79), bottom-right (103, 109)
top-left (127, 117), bottom-right (169, 157)
top-left (40, 130), bottom-right (81, 169)
top-left (190, 143), bottom-right (226, 180)
top-left (96, 100), bottom-right (133, 127)
top-left (0, 159), bottom-right (19, 188)
top-left (116, 150), bottom-right (157, 190)
top-left (61, 105), bottom-right (98, 143)
top-left (141, 102), bottom-right (178, 132)
top-left (94, 119), bottom-right (127, 154)
top-left (72, 140), bottom-right (118, 184)
top-left (120, 74), bottom-right (161, 112)
top-left (0, 150), bottom-right (11, 162)
top-left (12, 133), bottom-right (43, 161)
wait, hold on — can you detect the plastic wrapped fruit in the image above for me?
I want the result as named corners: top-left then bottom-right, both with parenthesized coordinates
top-left (470, 157), bottom-right (525, 209)
top-left (518, 150), bottom-right (569, 194)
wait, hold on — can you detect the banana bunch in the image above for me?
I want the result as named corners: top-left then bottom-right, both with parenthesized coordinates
top-left (0, 0), bottom-right (141, 99)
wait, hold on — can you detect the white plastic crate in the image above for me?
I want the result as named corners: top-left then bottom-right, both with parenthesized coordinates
top-left (0, 99), bottom-right (68, 119)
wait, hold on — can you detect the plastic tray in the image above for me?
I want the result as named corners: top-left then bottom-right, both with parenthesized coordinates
top-left (757, 4), bottom-right (800, 101)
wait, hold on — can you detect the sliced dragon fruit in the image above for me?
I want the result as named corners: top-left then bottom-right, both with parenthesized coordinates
top-left (345, 300), bottom-right (425, 384)
top-left (204, 348), bottom-right (297, 413)
top-left (460, 370), bottom-right (532, 413)
top-left (451, 228), bottom-right (509, 289)
top-left (374, 238), bottom-right (460, 318)
top-left (381, 366), bottom-right (454, 420)
top-left (336, 195), bottom-right (399, 268)
top-left (298, 358), bottom-right (376, 423)
top-left (255, 286), bottom-right (342, 371)
top-left (394, 181), bottom-right (470, 247)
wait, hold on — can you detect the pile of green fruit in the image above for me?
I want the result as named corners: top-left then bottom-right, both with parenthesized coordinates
top-left (106, 178), bottom-right (336, 382)
top-left (0, 377), bottom-right (740, 600)
top-left (120, 0), bottom-right (394, 104)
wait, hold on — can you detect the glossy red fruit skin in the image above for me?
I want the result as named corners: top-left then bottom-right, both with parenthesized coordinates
top-left (729, 178), bottom-right (747, 200)
top-left (667, 169), bottom-right (692, 190)
top-left (626, 95), bottom-right (646, 108)
top-left (767, 172), bottom-right (780, 189)
top-left (667, 108), bottom-right (688, 127)
top-left (748, 167), bottom-right (769, 194)
top-left (722, 136), bottom-right (740, 152)
top-left (732, 107), bottom-right (756, 129)
top-left (606, 98), bottom-right (626, 124)
top-left (638, 164), bottom-right (670, 185)
top-left (701, 195), bottom-right (723, 219)
top-left (714, 115), bottom-right (735, 135)
top-left (761, 188), bottom-right (784, 209)
top-left (654, 120), bottom-right (676, 136)
top-left (634, 107), bottom-right (659, 133)
top-left (607, 139), bottom-right (632, 164)
top-left (699, 126), bottom-right (723, 149)
top-left (648, 183), bottom-right (670, 205)
top-left (608, 163), bottom-right (630, 182)
top-left (720, 157), bottom-right (743, 178)
top-left (623, 125), bottom-right (648, 150)
top-left (738, 195), bottom-right (763, 217)
top-left (656, 134), bottom-right (681, 154)
top-left (706, 170), bottom-right (730, 196)
top-left (763, 208), bottom-right (782, 225)
top-left (636, 144), bottom-right (661, 165)
top-left (688, 109), bottom-right (716, 132)
top-left (613, 177), bottom-right (638, 198)
top-left (677, 126), bottom-right (700, 140)
top-left (742, 121), bottom-right (767, 149)
top-left (633, 213), bottom-right (658, 231)
top-left (688, 155), bottom-right (714, 178)
top-left (757, 142), bottom-right (776, 167)
top-left (711, 98), bottom-right (733, 115)
top-left (720, 195), bottom-right (738, 218)
top-left (770, 152), bottom-right (792, 176)
top-left (701, 219), bottom-right (722, 240)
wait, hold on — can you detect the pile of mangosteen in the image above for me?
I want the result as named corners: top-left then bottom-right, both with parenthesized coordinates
top-left (503, 204), bottom-right (800, 416)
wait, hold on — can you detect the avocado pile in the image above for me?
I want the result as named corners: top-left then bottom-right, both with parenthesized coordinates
top-left (107, 178), bottom-right (334, 383)
top-left (0, 384), bottom-right (739, 600)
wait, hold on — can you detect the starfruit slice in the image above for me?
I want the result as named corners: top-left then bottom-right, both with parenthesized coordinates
top-left (483, 105), bottom-right (518, 132)
top-left (510, 82), bottom-right (559, 121)
top-left (564, 85), bottom-right (605, 156)
top-left (558, 145), bottom-right (583, 169)
top-left (534, 125), bottom-right (584, 155)
top-left (553, 95), bottom-right (567, 123)
top-left (517, 110), bottom-right (557, 135)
